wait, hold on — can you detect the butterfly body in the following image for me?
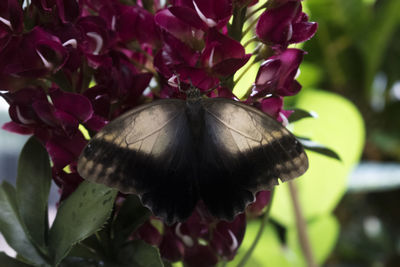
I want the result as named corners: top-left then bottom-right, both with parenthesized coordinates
top-left (78, 92), bottom-right (308, 224)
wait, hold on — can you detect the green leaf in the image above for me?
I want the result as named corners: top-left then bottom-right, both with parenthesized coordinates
top-left (0, 182), bottom-right (49, 266)
top-left (298, 138), bottom-right (341, 161)
top-left (227, 215), bottom-right (339, 266)
top-left (271, 89), bottom-right (365, 226)
top-left (288, 109), bottom-right (317, 123)
top-left (48, 181), bottom-right (117, 265)
top-left (65, 242), bottom-right (102, 261)
top-left (59, 257), bottom-right (106, 267)
top-left (117, 240), bottom-right (163, 267)
top-left (0, 252), bottom-right (32, 267)
top-left (16, 137), bottom-right (51, 251)
top-left (112, 195), bottom-right (151, 247)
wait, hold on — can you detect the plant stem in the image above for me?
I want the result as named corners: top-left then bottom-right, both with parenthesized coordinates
top-left (288, 181), bottom-right (317, 267)
top-left (236, 189), bottom-right (275, 267)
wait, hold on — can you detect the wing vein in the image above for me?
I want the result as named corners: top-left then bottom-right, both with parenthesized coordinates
top-left (204, 109), bottom-right (262, 142)
top-left (125, 111), bottom-right (182, 144)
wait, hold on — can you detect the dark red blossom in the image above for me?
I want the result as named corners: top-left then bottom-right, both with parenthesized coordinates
top-left (155, 9), bottom-right (204, 49)
top-left (184, 245), bottom-right (219, 267)
top-left (159, 227), bottom-right (185, 262)
top-left (202, 28), bottom-right (251, 77)
top-left (252, 48), bottom-right (304, 97)
top-left (53, 169), bottom-right (84, 202)
top-left (0, 0), bottom-right (23, 34)
top-left (246, 190), bottom-right (271, 216)
top-left (0, 27), bottom-right (68, 91)
top-left (45, 131), bottom-right (87, 170)
top-left (99, 3), bottom-right (159, 45)
top-left (136, 221), bottom-right (163, 246)
top-left (256, 0), bottom-right (317, 49)
top-left (170, 0), bottom-right (232, 29)
top-left (157, 208), bottom-right (246, 265)
top-left (2, 87), bottom-right (92, 170)
top-left (210, 214), bottom-right (246, 260)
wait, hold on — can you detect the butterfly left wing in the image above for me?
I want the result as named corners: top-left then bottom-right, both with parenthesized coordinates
top-left (78, 99), bottom-right (199, 224)
top-left (198, 98), bottom-right (308, 220)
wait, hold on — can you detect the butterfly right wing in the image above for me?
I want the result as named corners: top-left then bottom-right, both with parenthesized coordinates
top-left (198, 98), bottom-right (308, 220)
top-left (77, 99), bottom-right (199, 224)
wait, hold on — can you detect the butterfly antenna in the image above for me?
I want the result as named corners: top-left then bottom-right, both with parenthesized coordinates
top-left (201, 82), bottom-right (222, 96)
top-left (171, 71), bottom-right (185, 93)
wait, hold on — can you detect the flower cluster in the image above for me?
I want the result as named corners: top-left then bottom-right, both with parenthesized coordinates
top-left (0, 0), bottom-right (316, 265)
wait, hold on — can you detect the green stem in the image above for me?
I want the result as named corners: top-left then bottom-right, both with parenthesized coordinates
top-left (236, 189), bottom-right (275, 267)
top-left (229, 5), bottom-right (248, 41)
top-left (288, 181), bottom-right (317, 267)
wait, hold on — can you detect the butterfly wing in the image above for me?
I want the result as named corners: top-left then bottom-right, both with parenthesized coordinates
top-left (77, 99), bottom-right (199, 224)
top-left (198, 98), bottom-right (308, 220)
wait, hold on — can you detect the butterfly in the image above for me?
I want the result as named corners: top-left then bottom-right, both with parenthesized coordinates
top-left (77, 86), bottom-right (308, 225)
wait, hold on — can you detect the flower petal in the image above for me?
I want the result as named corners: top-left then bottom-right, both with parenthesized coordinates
top-left (46, 131), bottom-right (87, 170)
top-left (260, 96), bottom-right (283, 118)
top-left (159, 227), bottom-right (185, 262)
top-left (1, 121), bottom-right (34, 134)
top-left (246, 190), bottom-right (271, 216)
top-left (50, 88), bottom-right (94, 123)
top-left (210, 214), bottom-right (246, 260)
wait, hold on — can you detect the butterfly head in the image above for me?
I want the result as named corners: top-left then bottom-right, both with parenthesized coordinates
top-left (185, 85), bottom-right (202, 102)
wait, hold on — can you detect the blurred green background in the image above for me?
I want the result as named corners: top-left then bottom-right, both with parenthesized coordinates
top-left (302, 0), bottom-right (400, 265)
top-left (231, 0), bottom-right (400, 266)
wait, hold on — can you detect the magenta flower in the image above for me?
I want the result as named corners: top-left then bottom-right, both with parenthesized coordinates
top-left (246, 190), bottom-right (271, 216)
top-left (53, 169), bottom-right (84, 202)
top-left (0, 0), bottom-right (23, 35)
top-left (3, 87), bottom-right (92, 169)
top-left (0, 27), bottom-right (68, 91)
top-left (201, 28), bottom-right (251, 77)
top-left (252, 48), bottom-right (304, 98)
top-left (170, 0), bottom-right (232, 29)
top-left (157, 208), bottom-right (246, 265)
top-left (99, 3), bottom-right (159, 45)
top-left (256, 0), bottom-right (317, 49)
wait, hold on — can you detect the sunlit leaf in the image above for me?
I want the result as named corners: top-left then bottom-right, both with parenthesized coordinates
top-left (271, 89), bottom-right (365, 226)
top-left (287, 215), bottom-right (340, 265)
top-left (227, 220), bottom-right (293, 267)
